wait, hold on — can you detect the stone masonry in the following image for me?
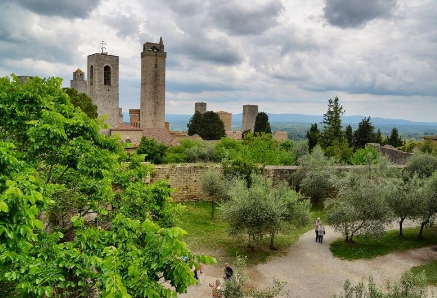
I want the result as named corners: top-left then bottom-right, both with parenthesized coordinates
top-left (87, 53), bottom-right (120, 130)
top-left (242, 104), bottom-right (258, 132)
top-left (140, 37), bottom-right (166, 129)
top-left (195, 102), bottom-right (207, 114)
top-left (70, 68), bottom-right (87, 94)
top-left (217, 111), bottom-right (232, 131)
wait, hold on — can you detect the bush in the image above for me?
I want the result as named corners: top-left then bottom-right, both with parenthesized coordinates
top-left (222, 158), bottom-right (261, 187)
top-left (404, 151), bottom-right (437, 179)
top-left (333, 271), bottom-right (427, 298)
top-left (349, 145), bottom-right (379, 165)
top-left (137, 136), bottom-right (168, 164)
top-left (186, 142), bottom-right (217, 163)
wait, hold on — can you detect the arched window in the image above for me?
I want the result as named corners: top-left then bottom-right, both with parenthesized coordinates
top-left (90, 65), bottom-right (94, 85)
top-left (104, 65), bottom-right (111, 85)
top-left (79, 73), bottom-right (83, 80)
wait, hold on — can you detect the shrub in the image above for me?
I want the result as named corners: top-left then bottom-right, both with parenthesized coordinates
top-left (136, 136), bottom-right (168, 164)
top-left (349, 145), bottom-right (379, 165)
top-left (404, 151), bottom-right (437, 179)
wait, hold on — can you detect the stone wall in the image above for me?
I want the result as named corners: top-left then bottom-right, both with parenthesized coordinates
top-left (151, 164), bottom-right (222, 201)
top-left (368, 143), bottom-right (412, 165)
top-left (153, 163), bottom-right (405, 201)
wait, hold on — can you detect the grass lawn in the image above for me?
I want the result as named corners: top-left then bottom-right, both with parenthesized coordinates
top-left (178, 201), bottom-right (325, 266)
top-left (410, 260), bottom-right (437, 286)
top-left (330, 227), bottom-right (437, 260)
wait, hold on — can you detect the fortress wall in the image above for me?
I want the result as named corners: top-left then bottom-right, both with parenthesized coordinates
top-left (367, 143), bottom-right (412, 165)
top-left (151, 164), bottom-right (405, 201)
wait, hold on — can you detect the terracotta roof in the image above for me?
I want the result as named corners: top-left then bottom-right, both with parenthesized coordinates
top-left (110, 123), bottom-right (142, 131)
top-left (74, 68), bottom-right (84, 74)
top-left (143, 128), bottom-right (174, 145)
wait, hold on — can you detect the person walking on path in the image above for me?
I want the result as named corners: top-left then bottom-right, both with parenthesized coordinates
top-left (209, 279), bottom-right (222, 297)
top-left (224, 263), bottom-right (234, 280)
top-left (198, 263), bottom-right (204, 285)
top-left (315, 217), bottom-right (322, 242)
top-left (317, 224), bottom-right (326, 244)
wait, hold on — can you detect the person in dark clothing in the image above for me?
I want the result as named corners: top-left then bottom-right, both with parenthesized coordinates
top-left (224, 263), bottom-right (233, 280)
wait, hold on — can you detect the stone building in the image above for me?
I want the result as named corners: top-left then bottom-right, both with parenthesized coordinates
top-left (140, 37), bottom-right (166, 129)
top-left (216, 111), bottom-right (232, 131)
top-left (273, 131), bottom-right (288, 142)
top-left (129, 109), bottom-right (141, 128)
top-left (70, 69), bottom-right (87, 94)
top-left (242, 104), bottom-right (258, 132)
top-left (195, 102), bottom-right (207, 114)
top-left (87, 52), bottom-right (120, 130)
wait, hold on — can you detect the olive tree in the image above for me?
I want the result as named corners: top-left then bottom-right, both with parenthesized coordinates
top-left (221, 174), bottom-right (310, 249)
top-left (416, 172), bottom-right (437, 237)
top-left (326, 169), bottom-right (392, 242)
top-left (200, 170), bottom-right (228, 219)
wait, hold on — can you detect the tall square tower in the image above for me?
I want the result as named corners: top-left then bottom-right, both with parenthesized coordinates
top-left (87, 53), bottom-right (120, 129)
top-left (70, 68), bottom-right (87, 95)
top-left (140, 37), bottom-right (166, 129)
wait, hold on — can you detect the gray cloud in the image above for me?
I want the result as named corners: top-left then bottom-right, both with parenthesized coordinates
top-left (106, 14), bottom-right (140, 38)
top-left (324, 0), bottom-right (398, 28)
top-left (15, 0), bottom-right (102, 19)
top-left (209, 0), bottom-right (284, 35)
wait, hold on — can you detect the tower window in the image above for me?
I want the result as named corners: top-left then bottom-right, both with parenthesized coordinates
top-left (90, 65), bottom-right (94, 85)
top-left (104, 65), bottom-right (111, 85)
top-left (80, 74), bottom-right (83, 80)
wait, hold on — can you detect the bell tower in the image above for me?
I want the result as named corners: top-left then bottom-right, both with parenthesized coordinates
top-left (140, 37), bottom-right (166, 129)
top-left (87, 51), bottom-right (120, 131)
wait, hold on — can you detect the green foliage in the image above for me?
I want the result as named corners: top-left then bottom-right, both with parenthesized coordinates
top-left (297, 146), bottom-right (336, 204)
top-left (330, 227), bottom-right (437, 260)
top-left (187, 111), bottom-right (203, 136)
top-left (323, 139), bottom-right (353, 163)
top-left (163, 139), bottom-right (219, 163)
top-left (201, 170), bottom-right (228, 219)
top-left (200, 111), bottom-right (226, 140)
top-left (353, 117), bottom-right (376, 149)
top-left (349, 146), bottom-right (380, 165)
top-left (333, 272), bottom-right (427, 298)
top-left (386, 127), bottom-right (404, 148)
top-left (404, 151), bottom-right (437, 179)
top-left (374, 128), bottom-right (383, 144)
top-left (306, 123), bottom-right (320, 153)
top-left (320, 96), bottom-right (346, 148)
top-left (326, 167), bottom-right (393, 241)
top-left (137, 136), bottom-right (168, 164)
top-left (63, 87), bottom-right (98, 119)
top-left (345, 124), bottom-right (353, 147)
top-left (410, 260), bottom-right (437, 286)
top-left (280, 140), bottom-right (309, 163)
top-left (221, 174), bottom-right (310, 249)
top-left (222, 158), bottom-right (261, 188)
top-left (0, 75), bottom-right (216, 297)
top-left (254, 112), bottom-right (272, 135)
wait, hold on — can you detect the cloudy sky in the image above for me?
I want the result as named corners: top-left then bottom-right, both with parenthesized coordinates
top-left (0, 0), bottom-right (436, 122)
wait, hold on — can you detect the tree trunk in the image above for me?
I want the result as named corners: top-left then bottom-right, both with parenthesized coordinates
top-left (419, 222), bottom-right (426, 238)
top-left (270, 233), bottom-right (276, 250)
top-left (399, 218), bottom-right (404, 237)
top-left (211, 200), bottom-right (215, 220)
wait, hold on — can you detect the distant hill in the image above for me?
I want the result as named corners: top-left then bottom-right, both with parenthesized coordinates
top-left (122, 112), bottom-right (437, 136)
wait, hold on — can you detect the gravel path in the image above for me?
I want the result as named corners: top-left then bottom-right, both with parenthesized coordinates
top-left (180, 226), bottom-right (437, 298)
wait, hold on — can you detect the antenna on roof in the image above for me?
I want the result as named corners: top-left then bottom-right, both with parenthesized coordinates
top-left (100, 41), bottom-right (106, 54)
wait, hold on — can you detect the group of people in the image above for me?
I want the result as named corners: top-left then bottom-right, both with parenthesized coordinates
top-left (208, 263), bottom-right (234, 297)
top-left (315, 217), bottom-right (326, 244)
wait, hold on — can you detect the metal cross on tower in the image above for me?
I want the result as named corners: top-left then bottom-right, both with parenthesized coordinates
top-left (100, 41), bottom-right (106, 54)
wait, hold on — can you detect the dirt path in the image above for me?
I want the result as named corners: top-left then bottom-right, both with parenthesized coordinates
top-left (180, 226), bottom-right (437, 298)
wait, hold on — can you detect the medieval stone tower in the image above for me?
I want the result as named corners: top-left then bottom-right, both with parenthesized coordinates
top-left (242, 104), bottom-right (258, 132)
top-left (87, 53), bottom-right (120, 129)
top-left (195, 102), bottom-right (207, 114)
top-left (70, 69), bottom-right (87, 94)
top-left (140, 37), bottom-right (166, 129)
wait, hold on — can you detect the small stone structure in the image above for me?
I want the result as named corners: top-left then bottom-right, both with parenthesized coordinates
top-left (242, 105), bottom-right (258, 132)
top-left (17, 76), bottom-right (34, 83)
top-left (119, 108), bottom-right (123, 124)
top-left (273, 131), bottom-right (288, 142)
top-left (140, 37), bottom-right (166, 130)
top-left (87, 52), bottom-right (120, 130)
top-left (216, 111), bottom-right (232, 131)
top-left (70, 69), bottom-right (87, 94)
top-left (195, 102), bottom-right (207, 114)
top-left (367, 143), bottom-right (412, 165)
top-left (424, 135), bottom-right (437, 146)
top-left (225, 131), bottom-right (242, 140)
